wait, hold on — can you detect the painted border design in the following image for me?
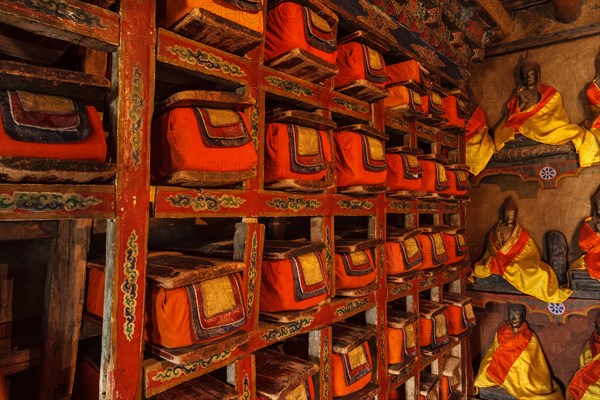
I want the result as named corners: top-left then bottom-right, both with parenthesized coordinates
top-left (129, 64), bottom-right (144, 168)
top-left (419, 277), bottom-right (437, 287)
top-left (8, 0), bottom-right (108, 29)
top-left (265, 76), bottom-right (314, 96)
top-left (121, 230), bottom-right (139, 342)
top-left (198, 350), bottom-right (232, 368)
top-left (260, 317), bottom-right (314, 342)
top-left (337, 199), bottom-right (374, 211)
top-left (243, 373), bottom-right (250, 399)
top-left (325, 226), bottom-right (332, 290)
top-left (323, 337), bottom-right (329, 399)
top-left (247, 232), bottom-right (258, 316)
top-left (168, 45), bottom-right (246, 77)
top-left (331, 96), bottom-right (369, 113)
top-left (250, 101), bottom-right (259, 151)
top-left (152, 362), bottom-right (199, 383)
top-left (0, 192), bottom-right (102, 213)
top-left (389, 200), bottom-right (413, 212)
top-left (265, 197), bottom-right (322, 212)
top-left (334, 298), bottom-right (369, 317)
top-left (390, 282), bottom-right (414, 296)
top-left (165, 193), bottom-right (245, 212)
top-left (380, 312), bottom-right (386, 366)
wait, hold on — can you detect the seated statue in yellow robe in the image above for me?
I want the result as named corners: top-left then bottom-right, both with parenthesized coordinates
top-left (470, 196), bottom-right (572, 303)
top-left (570, 186), bottom-right (600, 280)
top-left (494, 61), bottom-right (600, 167)
top-left (475, 304), bottom-right (564, 400)
top-left (567, 313), bottom-right (600, 400)
top-left (465, 103), bottom-right (495, 176)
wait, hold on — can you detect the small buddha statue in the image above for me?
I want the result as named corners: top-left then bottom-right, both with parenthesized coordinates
top-left (570, 185), bottom-right (600, 280)
top-left (584, 53), bottom-right (600, 130)
top-left (566, 313), bottom-right (600, 399)
top-left (494, 60), bottom-right (600, 167)
top-left (470, 196), bottom-right (572, 303)
top-left (474, 304), bottom-right (564, 400)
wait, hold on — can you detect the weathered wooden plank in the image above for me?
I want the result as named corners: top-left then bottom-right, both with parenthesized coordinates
top-left (0, 347), bottom-right (41, 376)
top-left (39, 219), bottom-right (92, 400)
top-left (255, 349), bottom-right (319, 400)
top-left (0, 157), bottom-right (116, 184)
top-left (0, 264), bottom-right (12, 352)
top-left (472, 0), bottom-right (515, 39)
top-left (151, 374), bottom-right (239, 400)
top-left (0, 0), bottom-right (119, 51)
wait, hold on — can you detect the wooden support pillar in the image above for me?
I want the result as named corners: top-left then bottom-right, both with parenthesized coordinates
top-left (309, 327), bottom-right (332, 400)
top-left (39, 219), bottom-right (92, 400)
top-left (227, 355), bottom-right (255, 399)
top-left (0, 264), bottom-right (12, 354)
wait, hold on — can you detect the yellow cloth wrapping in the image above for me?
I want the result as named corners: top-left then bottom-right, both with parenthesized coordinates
top-left (474, 330), bottom-right (564, 400)
top-left (470, 222), bottom-right (572, 303)
top-left (495, 86), bottom-right (600, 168)
top-left (465, 106), bottom-right (495, 175)
top-left (567, 337), bottom-right (600, 400)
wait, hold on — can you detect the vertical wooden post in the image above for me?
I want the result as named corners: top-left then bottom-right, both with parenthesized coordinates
top-left (309, 327), bottom-right (331, 400)
top-left (39, 219), bottom-right (92, 400)
top-left (227, 355), bottom-right (255, 399)
top-left (100, 0), bottom-right (155, 398)
top-left (0, 264), bottom-right (12, 354)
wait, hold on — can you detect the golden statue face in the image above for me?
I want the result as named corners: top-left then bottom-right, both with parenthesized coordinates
top-left (521, 67), bottom-right (538, 87)
top-left (508, 308), bottom-right (524, 330)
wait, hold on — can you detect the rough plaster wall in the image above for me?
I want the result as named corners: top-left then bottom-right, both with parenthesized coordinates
top-left (471, 35), bottom-right (600, 128)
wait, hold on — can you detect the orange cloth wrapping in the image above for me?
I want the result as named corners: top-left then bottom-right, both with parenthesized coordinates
top-left (585, 80), bottom-right (600, 129)
top-left (260, 252), bottom-right (328, 312)
top-left (256, 376), bottom-right (316, 400)
top-left (334, 131), bottom-right (387, 187)
top-left (159, 0), bottom-right (264, 32)
top-left (387, 326), bottom-right (405, 365)
top-left (334, 249), bottom-right (376, 290)
top-left (331, 342), bottom-right (373, 397)
top-left (419, 313), bottom-right (448, 347)
top-left (0, 104), bottom-right (106, 162)
top-left (151, 107), bottom-right (258, 181)
top-left (442, 232), bottom-right (467, 265)
top-left (417, 232), bottom-right (448, 269)
top-left (444, 305), bottom-right (470, 336)
top-left (423, 91), bottom-right (444, 116)
top-left (440, 169), bottom-right (469, 196)
top-left (86, 267), bottom-right (105, 319)
top-left (571, 217), bottom-right (600, 280)
top-left (73, 359), bottom-right (99, 400)
top-left (386, 60), bottom-right (428, 88)
top-left (465, 105), bottom-right (494, 176)
top-left (0, 368), bottom-right (7, 400)
top-left (265, 2), bottom-right (337, 64)
top-left (87, 268), bottom-right (246, 349)
top-left (567, 333), bottom-right (600, 400)
top-left (474, 322), bottom-right (564, 400)
top-left (420, 159), bottom-right (450, 193)
top-left (442, 95), bottom-right (466, 129)
top-left (385, 236), bottom-right (424, 275)
top-left (265, 123), bottom-right (332, 183)
top-left (386, 153), bottom-right (424, 191)
top-left (335, 42), bottom-right (387, 88)
top-left (384, 86), bottom-right (426, 113)
top-left (441, 376), bottom-right (452, 400)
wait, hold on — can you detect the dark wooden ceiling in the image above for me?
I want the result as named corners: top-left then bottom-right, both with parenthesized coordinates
top-left (500, 0), bottom-right (551, 12)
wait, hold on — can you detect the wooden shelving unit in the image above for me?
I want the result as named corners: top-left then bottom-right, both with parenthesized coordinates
top-left (0, 0), bottom-right (496, 398)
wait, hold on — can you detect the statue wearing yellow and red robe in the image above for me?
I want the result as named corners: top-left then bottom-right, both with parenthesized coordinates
top-left (567, 326), bottom-right (600, 400)
top-left (570, 216), bottom-right (600, 280)
top-left (474, 321), bottom-right (564, 400)
top-left (470, 197), bottom-right (572, 303)
top-left (494, 81), bottom-right (600, 168)
top-left (585, 79), bottom-right (600, 130)
top-left (465, 105), bottom-right (494, 175)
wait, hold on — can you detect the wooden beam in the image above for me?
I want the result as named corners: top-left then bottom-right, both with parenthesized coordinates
top-left (39, 219), bottom-right (92, 400)
top-left (474, 0), bottom-right (515, 39)
top-left (0, 264), bottom-right (11, 353)
top-left (487, 22), bottom-right (600, 57)
top-left (0, 347), bottom-right (41, 376)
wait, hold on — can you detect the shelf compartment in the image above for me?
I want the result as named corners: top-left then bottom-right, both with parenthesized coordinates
top-left (166, 7), bottom-right (263, 55)
top-left (0, 60), bottom-right (110, 107)
top-left (0, 183), bottom-right (114, 220)
top-left (266, 110), bottom-right (337, 131)
top-left (150, 374), bottom-right (239, 400)
top-left (0, 0), bottom-right (119, 51)
top-left (264, 179), bottom-right (334, 194)
top-left (336, 80), bottom-right (389, 103)
top-left (152, 187), bottom-right (255, 218)
top-left (265, 48), bottom-right (338, 84)
top-left (255, 349), bottom-right (319, 399)
top-left (0, 158), bottom-right (115, 185)
top-left (261, 66), bottom-right (328, 109)
top-left (157, 29), bottom-right (253, 88)
top-left (329, 91), bottom-right (372, 122)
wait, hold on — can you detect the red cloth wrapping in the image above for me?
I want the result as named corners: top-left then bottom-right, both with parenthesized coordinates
top-left (386, 153), bottom-right (424, 191)
top-left (386, 60), bottom-right (428, 87)
top-left (265, 2), bottom-right (337, 64)
top-left (260, 252), bottom-right (328, 312)
top-left (0, 104), bottom-right (106, 161)
top-left (335, 42), bottom-right (387, 88)
top-left (442, 232), bottom-right (467, 265)
top-left (334, 131), bottom-right (387, 187)
top-left (335, 249), bottom-right (377, 290)
top-left (331, 342), bottom-right (373, 397)
top-left (420, 159), bottom-right (449, 193)
top-left (385, 236), bottom-right (424, 275)
top-left (151, 107), bottom-right (258, 181)
top-left (419, 313), bottom-right (448, 347)
top-left (265, 123), bottom-right (332, 183)
top-left (440, 169), bottom-right (469, 196)
top-left (384, 86), bottom-right (426, 113)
